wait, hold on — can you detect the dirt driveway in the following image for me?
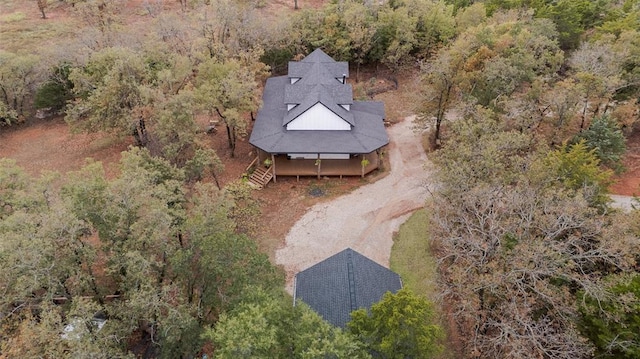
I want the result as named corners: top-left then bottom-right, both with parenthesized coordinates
top-left (275, 115), bottom-right (432, 292)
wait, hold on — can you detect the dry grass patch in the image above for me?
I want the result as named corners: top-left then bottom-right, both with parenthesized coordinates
top-left (390, 208), bottom-right (437, 298)
top-left (390, 208), bottom-right (457, 359)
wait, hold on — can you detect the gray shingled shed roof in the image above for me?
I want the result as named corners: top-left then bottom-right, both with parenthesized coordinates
top-left (249, 49), bottom-right (388, 154)
top-left (294, 248), bottom-right (402, 328)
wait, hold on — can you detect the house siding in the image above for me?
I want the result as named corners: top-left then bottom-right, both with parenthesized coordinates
top-left (286, 103), bottom-right (351, 131)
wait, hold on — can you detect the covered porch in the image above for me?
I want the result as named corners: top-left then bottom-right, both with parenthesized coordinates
top-left (255, 150), bottom-right (381, 181)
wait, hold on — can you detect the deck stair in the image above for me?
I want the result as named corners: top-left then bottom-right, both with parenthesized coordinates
top-left (248, 166), bottom-right (273, 189)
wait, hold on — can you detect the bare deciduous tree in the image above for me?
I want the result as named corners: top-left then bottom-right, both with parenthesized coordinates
top-left (428, 111), bottom-right (639, 358)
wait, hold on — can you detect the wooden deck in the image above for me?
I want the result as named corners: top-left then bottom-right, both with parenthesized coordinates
top-left (270, 152), bottom-right (380, 179)
top-left (247, 150), bottom-right (382, 187)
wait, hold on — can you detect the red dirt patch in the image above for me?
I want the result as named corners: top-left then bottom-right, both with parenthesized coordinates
top-left (610, 128), bottom-right (640, 196)
top-left (0, 117), bottom-right (132, 178)
top-left (0, 115), bottom-right (253, 184)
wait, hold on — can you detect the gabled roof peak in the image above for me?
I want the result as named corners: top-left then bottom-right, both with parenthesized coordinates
top-left (301, 48), bottom-right (337, 63)
top-left (294, 248), bottom-right (402, 328)
top-left (288, 49), bottom-right (349, 81)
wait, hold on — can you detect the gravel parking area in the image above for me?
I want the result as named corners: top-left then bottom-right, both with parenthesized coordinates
top-left (276, 115), bottom-right (433, 292)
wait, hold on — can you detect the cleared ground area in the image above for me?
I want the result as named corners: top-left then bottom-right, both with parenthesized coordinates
top-left (276, 115), bottom-right (433, 292)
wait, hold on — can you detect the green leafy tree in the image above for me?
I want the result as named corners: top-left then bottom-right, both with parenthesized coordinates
top-left (417, 50), bottom-right (460, 145)
top-left (597, 5), bottom-right (640, 38)
top-left (430, 106), bottom-right (533, 191)
top-left (426, 106), bottom-right (640, 358)
top-left (343, 1), bottom-right (377, 81)
top-left (376, 6), bottom-right (418, 73)
top-left (454, 2), bottom-right (487, 33)
top-left (34, 63), bottom-right (74, 111)
top-left (66, 47), bottom-right (153, 146)
top-left (223, 180), bottom-right (261, 236)
top-left (151, 89), bottom-right (199, 164)
top-left (0, 301), bottom-right (128, 358)
top-left (544, 140), bottom-right (613, 207)
top-left (500, 77), bottom-right (581, 144)
top-left (0, 162), bottom-right (96, 313)
top-left (208, 291), bottom-right (370, 358)
top-left (184, 147), bottom-right (224, 186)
top-left (578, 273), bottom-right (640, 359)
top-left (569, 37), bottom-right (630, 129)
top-left (195, 56), bottom-right (264, 157)
top-left (348, 288), bottom-right (443, 359)
top-left (405, 0), bottom-right (456, 58)
top-left (0, 161), bottom-right (129, 357)
top-left (61, 148), bottom-right (192, 356)
top-left (173, 182), bottom-right (282, 322)
top-left (292, 5), bottom-right (352, 61)
top-left (417, 12), bottom-right (563, 142)
top-left (536, 0), bottom-right (610, 50)
top-left (573, 115), bottom-right (626, 172)
top-left (0, 100), bottom-right (19, 126)
top-left (483, 0), bottom-right (611, 49)
top-left (0, 51), bottom-right (42, 118)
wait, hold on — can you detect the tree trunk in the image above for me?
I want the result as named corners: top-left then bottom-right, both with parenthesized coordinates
top-left (134, 118), bottom-right (148, 146)
top-left (294, 0), bottom-right (298, 9)
top-left (229, 126), bottom-right (236, 157)
top-left (225, 125), bottom-right (232, 148)
top-left (434, 83), bottom-right (452, 146)
top-left (580, 98), bottom-right (588, 130)
top-left (37, 0), bottom-right (47, 19)
top-left (212, 172), bottom-right (221, 190)
top-left (214, 107), bottom-right (236, 155)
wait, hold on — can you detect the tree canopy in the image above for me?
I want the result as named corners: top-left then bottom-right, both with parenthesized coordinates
top-left (348, 288), bottom-right (443, 359)
top-left (209, 291), bottom-right (370, 358)
top-left (0, 150), bottom-right (282, 357)
top-left (2, 0), bottom-right (640, 357)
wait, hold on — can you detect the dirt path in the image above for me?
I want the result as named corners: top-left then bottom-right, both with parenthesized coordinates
top-left (610, 194), bottom-right (638, 211)
top-left (275, 115), bottom-right (432, 292)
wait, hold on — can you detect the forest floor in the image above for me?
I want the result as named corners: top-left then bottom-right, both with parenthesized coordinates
top-left (610, 127), bottom-right (640, 197)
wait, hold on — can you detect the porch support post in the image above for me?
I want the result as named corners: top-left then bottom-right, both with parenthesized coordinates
top-left (317, 154), bottom-right (321, 179)
top-left (271, 154), bottom-right (277, 183)
top-left (361, 154), bottom-right (366, 178)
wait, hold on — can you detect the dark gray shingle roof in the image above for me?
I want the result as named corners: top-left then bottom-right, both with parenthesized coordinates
top-left (249, 48), bottom-right (389, 154)
top-left (288, 48), bottom-right (349, 79)
top-left (294, 248), bottom-right (402, 328)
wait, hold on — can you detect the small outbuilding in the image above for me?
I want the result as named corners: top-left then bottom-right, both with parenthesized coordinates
top-left (293, 248), bottom-right (402, 328)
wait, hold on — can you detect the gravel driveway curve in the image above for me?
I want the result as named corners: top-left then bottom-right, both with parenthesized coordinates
top-left (276, 115), bottom-right (432, 293)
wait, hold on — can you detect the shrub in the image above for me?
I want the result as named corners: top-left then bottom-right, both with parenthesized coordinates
top-left (34, 63), bottom-right (74, 112)
top-left (573, 115), bottom-right (626, 172)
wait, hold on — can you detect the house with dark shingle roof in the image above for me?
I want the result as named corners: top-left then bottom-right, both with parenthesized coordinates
top-left (248, 49), bottom-right (388, 185)
top-left (293, 248), bottom-right (402, 328)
